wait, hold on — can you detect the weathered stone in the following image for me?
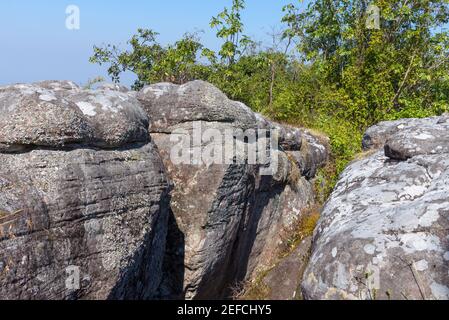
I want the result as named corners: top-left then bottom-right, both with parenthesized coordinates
top-left (254, 115), bottom-right (303, 151)
top-left (362, 116), bottom-right (444, 151)
top-left (384, 117), bottom-right (449, 160)
top-left (68, 89), bottom-right (149, 148)
top-left (138, 81), bottom-right (257, 133)
top-left (287, 130), bottom-right (329, 179)
top-left (138, 81), bottom-right (329, 299)
top-left (303, 116), bottom-right (449, 300)
top-left (0, 82), bottom-right (170, 300)
top-left (0, 82), bottom-right (148, 152)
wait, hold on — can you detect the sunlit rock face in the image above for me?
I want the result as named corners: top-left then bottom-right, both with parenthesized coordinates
top-left (138, 81), bottom-right (329, 299)
top-left (0, 81), bottom-right (170, 299)
top-left (303, 116), bottom-right (449, 300)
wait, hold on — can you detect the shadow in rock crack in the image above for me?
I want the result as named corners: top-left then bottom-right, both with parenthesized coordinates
top-left (155, 209), bottom-right (186, 299)
top-left (228, 176), bottom-right (285, 297)
top-left (107, 167), bottom-right (283, 300)
top-left (192, 171), bottom-right (284, 300)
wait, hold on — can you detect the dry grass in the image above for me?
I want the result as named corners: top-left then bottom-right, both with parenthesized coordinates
top-left (278, 205), bottom-right (321, 259)
top-left (301, 128), bottom-right (331, 147)
top-left (353, 149), bottom-right (378, 161)
top-left (0, 210), bottom-right (24, 240)
top-left (0, 209), bottom-right (23, 219)
top-left (233, 268), bottom-right (273, 300)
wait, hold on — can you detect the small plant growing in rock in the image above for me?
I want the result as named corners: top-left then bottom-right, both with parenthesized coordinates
top-left (82, 76), bottom-right (105, 90)
top-left (279, 205), bottom-right (321, 258)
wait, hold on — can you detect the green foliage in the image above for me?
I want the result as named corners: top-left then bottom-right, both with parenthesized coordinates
top-left (89, 0), bottom-right (449, 193)
top-left (282, 0), bottom-right (449, 124)
top-left (276, 0), bottom-right (449, 183)
top-left (210, 0), bottom-right (254, 65)
top-left (89, 29), bottom-right (210, 89)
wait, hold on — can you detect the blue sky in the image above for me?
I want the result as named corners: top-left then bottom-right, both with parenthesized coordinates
top-left (0, 1), bottom-right (305, 86)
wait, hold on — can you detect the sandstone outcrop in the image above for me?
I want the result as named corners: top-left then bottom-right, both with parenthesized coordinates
top-left (303, 116), bottom-right (449, 300)
top-left (0, 80), bottom-right (329, 300)
top-left (0, 81), bottom-right (170, 299)
top-left (138, 80), bottom-right (329, 299)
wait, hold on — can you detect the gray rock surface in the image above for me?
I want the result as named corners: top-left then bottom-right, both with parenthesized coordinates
top-left (138, 81), bottom-right (329, 299)
top-left (137, 81), bottom-right (257, 133)
top-left (303, 116), bottom-right (449, 300)
top-left (0, 79), bottom-right (329, 300)
top-left (0, 82), bottom-right (148, 152)
top-left (0, 81), bottom-right (170, 300)
top-left (262, 237), bottom-right (312, 300)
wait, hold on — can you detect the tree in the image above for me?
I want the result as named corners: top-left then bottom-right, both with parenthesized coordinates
top-left (88, 1), bottom-right (254, 89)
top-left (283, 0), bottom-right (449, 124)
top-left (210, 0), bottom-right (253, 65)
top-left (89, 29), bottom-right (210, 89)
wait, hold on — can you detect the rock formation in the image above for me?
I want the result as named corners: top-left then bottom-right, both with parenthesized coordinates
top-left (5, 79), bottom-right (447, 301)
top-left (0, 80), bottom-right (328, 300)
top-left (303, 116), bottom-right (449, 300)
top-left (0, 81), bottom-right (170, 299)
top-left (137, 81), bottom-right (328, 299)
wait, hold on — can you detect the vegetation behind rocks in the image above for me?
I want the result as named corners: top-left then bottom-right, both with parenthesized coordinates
top-left (90, 0), bottom-right (449, 187)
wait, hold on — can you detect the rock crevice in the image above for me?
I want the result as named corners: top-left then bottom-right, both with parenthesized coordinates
top-left (138, 80), bottom-right (329, 299)
top-left (0, 80), bottom-right (329, 300)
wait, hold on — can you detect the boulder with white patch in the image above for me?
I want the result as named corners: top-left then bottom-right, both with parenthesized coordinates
top-left (0, 81), bottom-right (170, 299)
top-left (137, 81), bottom-right (257, 133)
top-left (0, 82), bottom-right (148, 152)
top-left (302, 116), bottom-right (449, 300)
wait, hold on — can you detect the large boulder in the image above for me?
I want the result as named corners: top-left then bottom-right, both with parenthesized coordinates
top-left (138, 80), bottom-right (329, 299)
top-left (0, 82), bottom-right (170, 299)
top-left (0, 82), bottom-right (148, 152)
top-left (303, 116), bottom-right (449, 300)
top-left (0, 79), bottom-right (329, 300)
